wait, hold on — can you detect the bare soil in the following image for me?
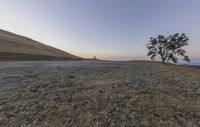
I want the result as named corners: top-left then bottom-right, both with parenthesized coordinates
top-left (0, 61), bottom-right (200, 127)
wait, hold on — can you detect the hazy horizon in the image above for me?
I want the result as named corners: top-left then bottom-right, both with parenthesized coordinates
top-left (0, 0), bottom-right (200, 61)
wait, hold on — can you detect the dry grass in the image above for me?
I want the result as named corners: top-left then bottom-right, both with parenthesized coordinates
top-left (0, 29), bottom-right (81, 60)
top-left (0, 61), bottom-right (200, 127)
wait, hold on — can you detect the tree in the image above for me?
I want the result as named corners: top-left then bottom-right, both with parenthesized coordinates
top-left (147, 33), bottom-right (190, 64)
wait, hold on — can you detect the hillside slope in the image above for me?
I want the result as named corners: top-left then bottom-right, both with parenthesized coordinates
top-left (0, 29), bottom-right (82, 60)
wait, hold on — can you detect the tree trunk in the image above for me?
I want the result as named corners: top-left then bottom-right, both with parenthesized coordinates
top-left (162, 59), bottom-right (165, 64)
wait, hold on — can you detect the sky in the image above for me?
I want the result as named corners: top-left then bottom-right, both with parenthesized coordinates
top-left (0, 0), bottom-right (200, 61)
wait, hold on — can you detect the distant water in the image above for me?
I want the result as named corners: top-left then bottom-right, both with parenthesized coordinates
top-left (179, 60), bottom-right (200, 65)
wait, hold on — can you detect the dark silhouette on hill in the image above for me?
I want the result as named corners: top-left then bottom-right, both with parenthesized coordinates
top-left (147, 33), bottom-right (190, 64)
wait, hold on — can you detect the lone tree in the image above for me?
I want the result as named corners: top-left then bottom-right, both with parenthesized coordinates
top-left (147, 33), bottom-right (190, 64)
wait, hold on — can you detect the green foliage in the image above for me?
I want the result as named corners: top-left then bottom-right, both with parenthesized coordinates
top-left (147, 33), bottom-right (190, 64)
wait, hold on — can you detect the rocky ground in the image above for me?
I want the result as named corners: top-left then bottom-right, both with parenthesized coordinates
top-left (0, 60), bottom-right (200, 127)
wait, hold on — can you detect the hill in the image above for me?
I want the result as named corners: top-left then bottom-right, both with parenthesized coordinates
top-left (0, 29), bottom-right (82, 60)
top-left (0, 61), bottom-right (200, 126)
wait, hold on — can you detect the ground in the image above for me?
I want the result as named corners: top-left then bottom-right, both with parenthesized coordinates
top-left (0, 61), bottom-right (200, 127)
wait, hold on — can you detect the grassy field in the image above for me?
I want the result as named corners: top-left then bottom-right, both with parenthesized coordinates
top-left (0, 61), bottom-right (200, 127)
top-left (0, 29), bottom-right (81, 60)
top-left (0, 52), bottom-right (81, 61)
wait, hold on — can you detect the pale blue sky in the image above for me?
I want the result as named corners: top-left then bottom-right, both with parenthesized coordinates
top-left (0, 0), bottom-right (200, 60)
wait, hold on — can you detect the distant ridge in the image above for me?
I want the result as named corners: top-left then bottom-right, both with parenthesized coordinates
top-left (0, 29), bottom-right (82, 61)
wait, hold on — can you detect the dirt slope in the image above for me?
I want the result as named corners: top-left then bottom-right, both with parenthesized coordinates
top-left (0, 29), bottom-right (82, 60)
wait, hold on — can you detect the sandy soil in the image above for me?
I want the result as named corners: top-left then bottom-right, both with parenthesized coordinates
top-left (0, 61), bottom-right (200, 127)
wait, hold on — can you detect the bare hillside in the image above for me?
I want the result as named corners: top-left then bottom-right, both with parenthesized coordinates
top-left (0, 29), bottom-right (81, 60)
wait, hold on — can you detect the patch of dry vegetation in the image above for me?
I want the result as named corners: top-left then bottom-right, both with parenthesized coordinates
top-left (0, 61), bottom-right (200, 127)
top-left (0, 29), bottom-right (81, 60)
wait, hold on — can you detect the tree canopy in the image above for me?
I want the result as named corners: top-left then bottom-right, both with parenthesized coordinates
top-left (147, 33), bottom-right (190, 64)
